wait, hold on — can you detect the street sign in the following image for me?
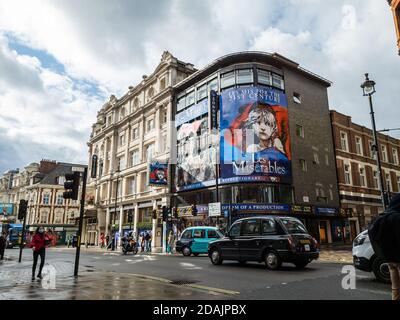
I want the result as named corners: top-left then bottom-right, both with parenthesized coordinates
top-left (209, 202), bottom-right (221, 217)
top-left (72, 166), bottom-right (85, 173)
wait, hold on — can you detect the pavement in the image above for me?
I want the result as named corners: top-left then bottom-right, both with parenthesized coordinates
top-left (0, 246), bottom-right (390, 300)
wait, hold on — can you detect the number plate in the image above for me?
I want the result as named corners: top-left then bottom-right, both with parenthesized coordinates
top-left (304, 244), bottom-right (310, 251)
top-left (300, 239), bottom-right (310, 244)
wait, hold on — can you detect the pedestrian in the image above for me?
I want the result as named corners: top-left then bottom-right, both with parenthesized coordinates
top-left (106, 234), bottom-right (110, 249)
top-left (140, 233), bottom-right (145, 252)
top-left (29, 226), bottom-right (50, 280)
top-left (368, 193), bottom-right (400, 300)
top-left (111, 233), bottom-right (115, 251)
top-left (146, 232), bottom-right (151, 252)
top-left (100, 233), bottom-right (105, 248)
top-left (167, 230), bottom-right (174, 254)
top-left (0, 232), bottom-right (6, 260)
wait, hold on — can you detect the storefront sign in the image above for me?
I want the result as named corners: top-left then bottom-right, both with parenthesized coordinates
top-left (208, 202), bottom-right (221, 217)
top-left (0, 203), bottom-right (13, 216)
top-left (316, 207), bottom-right (338, 216)
top-left (221, 203), bottom-right (290, 212)
top-left (291, 205), bottom-right (312, 214)
top-left (220, 86), bottom-right (292, 185)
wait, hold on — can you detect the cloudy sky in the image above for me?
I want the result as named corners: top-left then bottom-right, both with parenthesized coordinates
top-left (0, 0), bottom-right (399, 174)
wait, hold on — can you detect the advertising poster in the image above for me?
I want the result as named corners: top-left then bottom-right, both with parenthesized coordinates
top-left (148, 161), bottom-right (168, 186)
top-left (176, 118), bottom-right (217, 191)
top-left (0, 203), bottom-right (13, 216)
top-left (220, 86), bottom-right (292, 184)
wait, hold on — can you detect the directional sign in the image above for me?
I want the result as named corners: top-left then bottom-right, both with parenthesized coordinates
top-left (208, 202), bottom-right (221, 217)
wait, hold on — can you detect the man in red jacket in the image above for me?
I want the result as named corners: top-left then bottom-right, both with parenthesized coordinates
top-left (30, 226), bottom-right (49, 280)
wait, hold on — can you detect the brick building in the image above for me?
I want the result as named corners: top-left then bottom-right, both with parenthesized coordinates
top-left (331, 110), bottom-right (400, 239)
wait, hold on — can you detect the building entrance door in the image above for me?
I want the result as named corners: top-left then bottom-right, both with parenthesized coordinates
top-left (319, 221), bottom-right (328, 244)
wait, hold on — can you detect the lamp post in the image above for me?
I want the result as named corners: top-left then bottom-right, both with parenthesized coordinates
top-left (361, 73), bottom-right (387, 211)
top-left (113, 163), bottom-right (120, 250)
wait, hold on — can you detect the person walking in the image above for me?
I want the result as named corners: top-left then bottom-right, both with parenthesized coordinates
top-left (368, 193), bottom-right (400, 300)
top-left (29, 226), bottom-right (49, 280)
top-left (0, 232), bottom-right (6, 260)
top-left (167, 230), bottom-right (175, 254)
top-left (100, 233), bottom-right (105, 248)
top-left (146, 232), bottom-right (152, 252)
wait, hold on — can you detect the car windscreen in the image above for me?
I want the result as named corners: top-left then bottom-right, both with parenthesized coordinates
top-left (280, 218), bottom-right (308, 234)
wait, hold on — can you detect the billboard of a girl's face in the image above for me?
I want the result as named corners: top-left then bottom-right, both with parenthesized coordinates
top-left (149, 162), bottom-right (168, 185)
top-left (220, 86), bottom-right (292, 184)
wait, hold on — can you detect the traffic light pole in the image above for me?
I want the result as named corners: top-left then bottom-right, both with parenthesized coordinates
top-left (74, 167), bottom-right (87, 277)
top-left (18, 211), bottom-right (27, 263)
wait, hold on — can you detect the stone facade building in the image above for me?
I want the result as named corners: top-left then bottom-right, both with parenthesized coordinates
top-left (0, 160), bottom-right (84, 244)
top-left (86, 52), bottom-right (195, 249)
top-left (331, 110), bottom-right (400, 238)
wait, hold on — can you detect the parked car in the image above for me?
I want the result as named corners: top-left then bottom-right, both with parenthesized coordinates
top-left (176, 227), bottom-right (224, 256)
top-left (352, 230), bottom-right (390, 283)
top-left (208, 216), bottom-right (319, 269)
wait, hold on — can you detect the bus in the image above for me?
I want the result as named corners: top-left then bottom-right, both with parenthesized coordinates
top-left (0, 223), bottom-right (26, 248)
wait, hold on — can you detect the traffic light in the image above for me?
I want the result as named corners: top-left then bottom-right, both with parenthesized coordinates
top-left (172, 206), bottom-right (178, 219)
top-left (127, 210), bottom-right (133, 223)
top-left (191, 204), bottom-right (198, 216)
top-left (162, 206), bottom-right (168, 221)
top-left (152, 210), bottom-right (157, 220)
top-left (18, 199), bottom-right (28, 220)
top-left (63, 172), bottom-right (80, 200)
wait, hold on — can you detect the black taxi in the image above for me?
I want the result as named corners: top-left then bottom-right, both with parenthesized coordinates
top-left (208, 216), bottom-right (319, 269)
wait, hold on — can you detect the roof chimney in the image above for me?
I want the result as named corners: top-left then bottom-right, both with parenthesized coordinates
top-left (39, 159), bottom-right (57, 174)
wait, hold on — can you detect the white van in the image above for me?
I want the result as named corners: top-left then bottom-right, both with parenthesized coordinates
top-left (352, 230), bottom-right (390, 283)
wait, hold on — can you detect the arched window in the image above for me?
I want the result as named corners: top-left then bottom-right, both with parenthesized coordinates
top-left (120, 107), bottom-right (126, 120)
top-left (147, 87), bottom-right (155, 102)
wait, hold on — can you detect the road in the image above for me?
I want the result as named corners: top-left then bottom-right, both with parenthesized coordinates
top-left (1, 248), bottom-right (391, 300)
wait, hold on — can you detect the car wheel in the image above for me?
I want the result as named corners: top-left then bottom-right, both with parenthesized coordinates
top-left (294, 261), bottom-right (309, 269)
top-left (193, 253), bottom-right (200, 257)
top-left (265, 251), bottom-right (282, 270)
top-left (182, 246), bottom-right (191, 257)
top-left (238, 260), bottom-right (247, 265)
top-left (372, 258), bottom-right (391, 284)
top-left (210, 248), bottom-right (223, 265)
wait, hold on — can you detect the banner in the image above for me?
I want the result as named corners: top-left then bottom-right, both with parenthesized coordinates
top-left (175, 118), bottom-right (217, 191)
top-left (220, 86), bottom-right (292, 184)
top-left (148, 161), bottom-right (168, 186)
top-left (0, 203), bottom-right (13, 216)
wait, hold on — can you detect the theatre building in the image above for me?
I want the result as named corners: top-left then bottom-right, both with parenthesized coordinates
top-left (170, 52), bottom-right (342, 244)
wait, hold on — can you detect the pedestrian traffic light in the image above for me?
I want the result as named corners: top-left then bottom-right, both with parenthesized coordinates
top-left (162, 206), bottom-right (168, 221)
top-left (152, 210), bottom-right (157, 220)
top-left (18, 199), bottom-right (28, 220)
top-left (172, 206), bottom-right (178, 219)
top-left (63, 171), bottom-right (80, 200)
top-left (191, 204), bottom-right (198, 216)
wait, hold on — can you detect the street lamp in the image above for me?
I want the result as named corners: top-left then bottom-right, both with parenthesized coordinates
top-left (361, 73), bottom-right (387, 210)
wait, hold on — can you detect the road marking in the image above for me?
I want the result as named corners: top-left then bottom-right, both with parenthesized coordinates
top-left (126, 273), bottom-right (239, 296)
top-left (180, 262), bottom-right (202, 270)
top-left (112, 263), bottom-right (120, 266)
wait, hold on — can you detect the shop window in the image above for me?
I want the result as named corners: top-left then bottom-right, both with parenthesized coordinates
top-left (221, 71), bottom-right (235, 89)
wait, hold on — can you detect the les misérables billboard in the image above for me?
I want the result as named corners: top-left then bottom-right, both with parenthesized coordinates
top-left (220, 85), bottom-right (292, 184)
